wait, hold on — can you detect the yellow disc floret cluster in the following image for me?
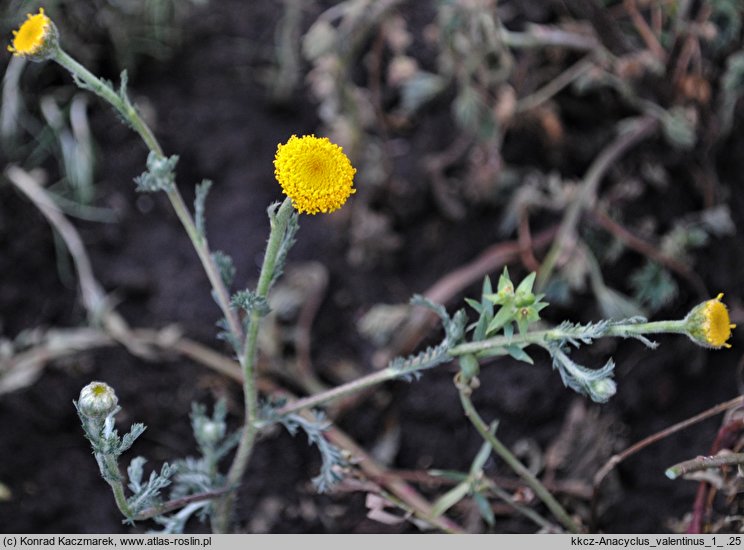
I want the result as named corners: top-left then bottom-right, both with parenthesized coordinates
top-left (685, 293), bottom-right (736, 349)
top-left (274, 135), bottom-right (356, 214)
top-left (8, 8), bottom-right (57, 60)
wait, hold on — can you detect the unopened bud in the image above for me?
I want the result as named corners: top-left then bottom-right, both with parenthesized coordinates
top-left (588, 378), bottom-right (617, 403)
top-left (200, 420), bottom-right (226, 445)
top-left (78, 381), bottom-right (118, 418)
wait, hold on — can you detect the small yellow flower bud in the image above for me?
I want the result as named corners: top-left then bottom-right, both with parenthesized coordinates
top-left (78, 381), bottom-right (119, 418)
top-left (684, 293), bottom-right (736, 349)
top-left (7, 8), bottom-right (59, 62)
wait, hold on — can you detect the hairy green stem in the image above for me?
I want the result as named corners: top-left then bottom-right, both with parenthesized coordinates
top-left (51, 48), bottom-right (243, 344)
top-left (102, 455), bottom-right (133, 518)
top-left (458, 388), bottom-right (580, 533)
top-left (277, 319), bottom-right (688, 416)
top-left (52, 50), bottom-right (161, 154)
top-left (450, 320), bottom-right (687, 357)
top-left (213, 198), bottom-right (295, 532)
top-left (52, 47), bottom-right (257, 531)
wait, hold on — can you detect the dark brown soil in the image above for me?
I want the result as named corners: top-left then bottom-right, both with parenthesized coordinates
top-left (1, 0), bottom-right (743, 534)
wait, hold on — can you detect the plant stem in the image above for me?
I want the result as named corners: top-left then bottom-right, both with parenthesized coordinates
top-left (500, 25), bottom-right (601, 51)
top-left (102, 455), bottom-right (133, 518)
top-left (276, 318), bottom-right (689, 416)
top-left (515, 57), bottom-right (595, 113)
top-left (665, 453), bottom-right (744, 480)
top-left (53, 47), bottom-right (255, 531)
top-left (51, 48), bottom-right (243, 344)
top-left (276, 368), bottom-right (397, 416)
top-left (449, 320), bottom-right (687, 357)
top-left (457, 388), bottom-right (581, 533)
top-left (213, 198), bottom-right (295, 532)
top-left (485, 480), bottom-right (560, 532)
top-left (134, 488), bottom-right (230, 521)
top-left (52, 50), bottom-right (161, 154)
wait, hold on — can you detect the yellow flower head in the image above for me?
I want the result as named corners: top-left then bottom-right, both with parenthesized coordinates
top-left (685, 293), bottom-right (736, 349)
top-left (8, 8), bottom-right (58, 61)
top-left (274, 135), bottom-right (356, 214)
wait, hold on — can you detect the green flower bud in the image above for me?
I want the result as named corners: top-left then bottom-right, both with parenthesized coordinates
top-left (78, 381), bottom-right (119, 418)
top-left (588, 378), bottom-right (617, 403)
top-left (200, 419), bottom-right (226, 445)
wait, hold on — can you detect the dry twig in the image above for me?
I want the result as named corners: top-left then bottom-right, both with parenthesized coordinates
top-left (591, 394), bottom-right (744, 529)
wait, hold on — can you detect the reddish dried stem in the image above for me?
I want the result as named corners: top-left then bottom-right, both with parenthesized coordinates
top-left (686, 419), bottom-right (744, 533)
